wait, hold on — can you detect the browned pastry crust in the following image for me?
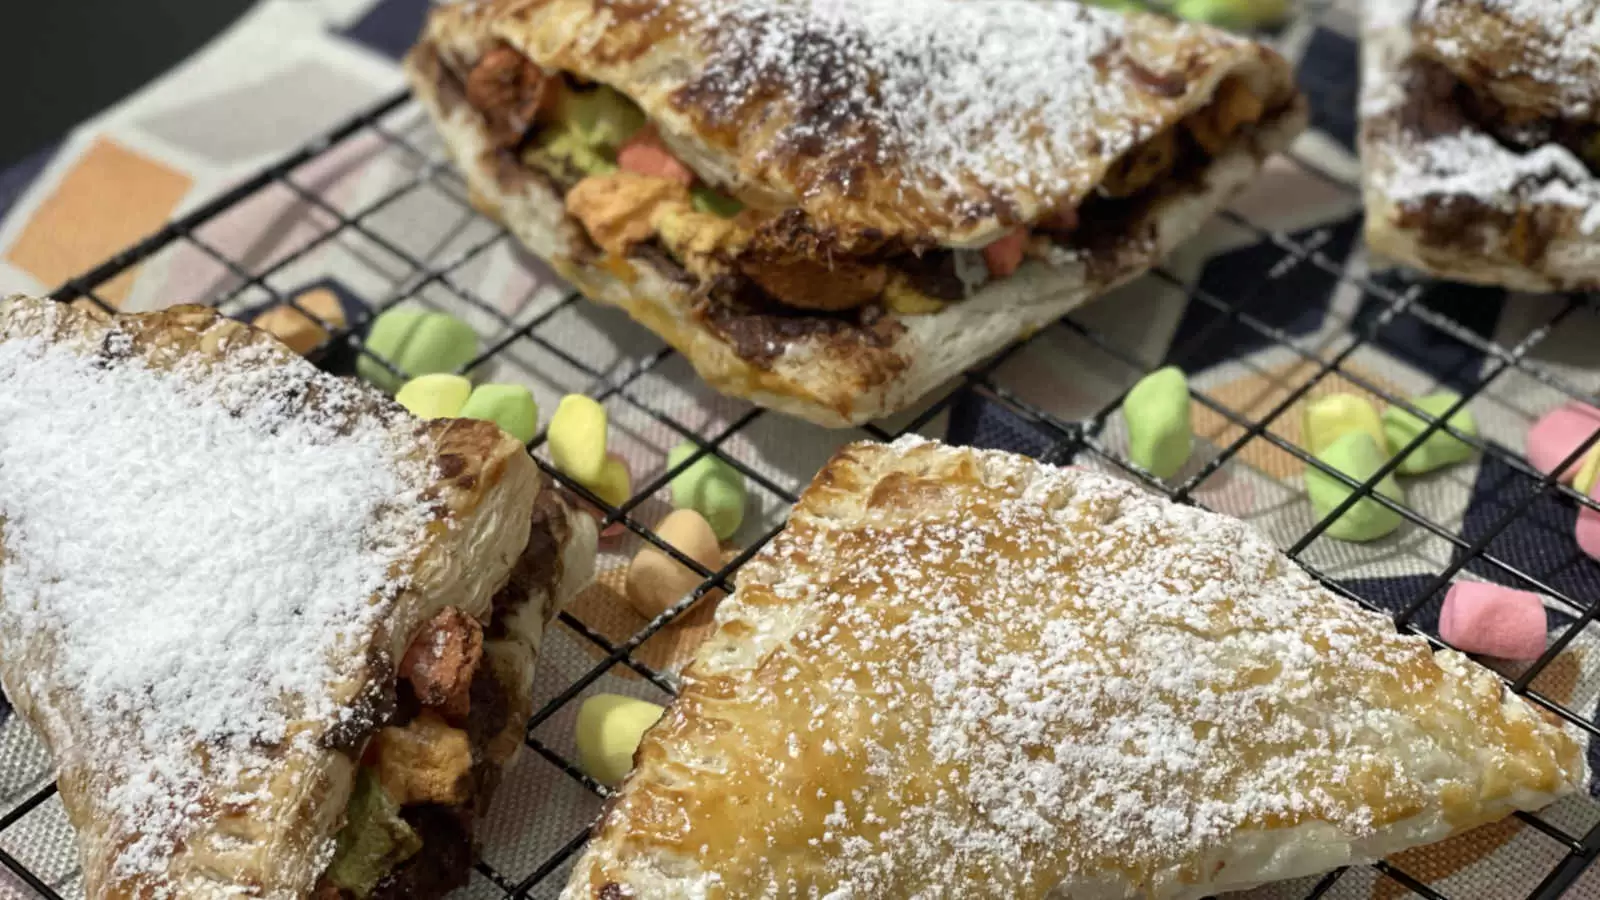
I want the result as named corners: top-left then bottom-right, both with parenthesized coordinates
top-left (0, 296), bottom-right (597, 900)
top-left (1412, 0), bottom-right (1600, 125)
top-left (404, 0), bottom-right (1307, 425)
top-left (560, 437), bottom-right (1585, 900)
top-left (1361, 1), bottom-right (1600, 291)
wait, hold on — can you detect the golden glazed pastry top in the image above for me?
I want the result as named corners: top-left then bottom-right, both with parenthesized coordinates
top-left (422, 0), bottom-right (1297, 249)
top-left (566, 437), bottom-right (1584, 899)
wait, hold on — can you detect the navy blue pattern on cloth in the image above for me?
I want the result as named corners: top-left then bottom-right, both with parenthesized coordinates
top-left (1458, 451), bottom-right (1600, 604)
top-left (1295, 27), bottom-right (1360, 152)
top-left (1353, 274), bottom-right (1504, 392)
top-left (342, 0), bottom-right (432, 60)
top-left (1165, 213), bottom-right (1363, 373)
top-left (947, 388), bottom-right (1059, 460)
top-left (0, 143), bottom-right (57, 224)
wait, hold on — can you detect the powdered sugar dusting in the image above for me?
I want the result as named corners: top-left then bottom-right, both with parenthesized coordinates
top-left (1364, 0), bottom-right (1600, 236)
top-left (1389, 131), bottom-right (1600, 233)
top-left (598, 437), bottom-right (1579, 897)
top-left (1417, 0), bottom-right (1600, 116)
top-left (0, 313), bottom-right (434, 889)
top-left (674, 0), bottom-right (1227, 217)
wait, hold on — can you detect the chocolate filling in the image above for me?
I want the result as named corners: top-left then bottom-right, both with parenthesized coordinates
top-left (1452, 75), bottom-right (1600, 177)
top-left (1392, 60), bottom-right (1574, 265)
top-left (317, 496), bottom-right (568, 900)
top-left (432, 41), bottom-right (1282, 363)
top-left (694, 281), bottom-right (902, 367)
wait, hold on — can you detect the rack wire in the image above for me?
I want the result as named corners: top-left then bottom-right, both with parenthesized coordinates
top-left (6, 6), bottom-right (1600, 899)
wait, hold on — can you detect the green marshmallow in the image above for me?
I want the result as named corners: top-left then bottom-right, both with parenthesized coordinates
top-left (1172, 0), bottom-right (1290, 27)
top-left (1382, 392), bottom-right (1478, 475)
top-left (325, 769), bottom-right (422, 896)
top-left (460, 383), bottom-right (540, 444)
top-left (395, 373), bottom-right (472, 420)
top-left (1123, 366), bottom-right (1192, 479)
top-left (667, 442), bottom-right (747, 540)
top-left (357, 309), bottom-right (479, 393)
top-left (1303, 393), bottom-right (1385, 457)
top-left (1305, 432), bottom-right (1405, 542)
top-left (691, 186), bottom-right (745, 218)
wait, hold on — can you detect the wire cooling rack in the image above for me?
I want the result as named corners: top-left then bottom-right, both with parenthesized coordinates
top-left (6, 6), bottom-right (1600, 899)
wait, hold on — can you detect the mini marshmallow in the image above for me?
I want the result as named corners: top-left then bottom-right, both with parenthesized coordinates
top-left (574, 694), bottom-right (665, 787)
top-left (1172, 0), bottom-right (1290, 27)
top-left (1382, 391), bottom-right (1478, 474)
top-left (548, 394), bottom-right (609, 485)
top-left (1439, 582), bottom-right (1549, 661)
top-left (459, 384), bottom-right (539, 444)
top-left (1304, 432), bottom-right (1405, 542)
top-left (1578, 480), bottom-right (1600, 563)
top-left (578, 453), bottom-right (632, 541)
top-left (357, 309), bottom-right (479, 393)
top-left (394, 373), bottom-right (472, 420)
top-left (1527, 402), bottom-right (1600, 483)
top-left (1575, 446), bottom-right (1600, 496)
top-left (1303, 393), bottom-right (1385, 457)
top-left (1123, 366), bottom-right (1192, 479)
top-left (625, 509), bottom-right (723, 621)
top-left (667, 442), bottom-right (747, 540)
top-left (591, 453), bottom-right (632, 509)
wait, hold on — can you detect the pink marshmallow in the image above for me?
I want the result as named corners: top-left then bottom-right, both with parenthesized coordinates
top-left (1439, 582), bottom-right (1549, 661)
top-left (1527, 402), bottom-right (1600, 483)
top-left (1578, 479), bottom-right (1600, 563)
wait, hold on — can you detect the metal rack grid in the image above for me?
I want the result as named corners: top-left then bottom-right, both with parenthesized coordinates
top-left (6, 15), bottom-right (1600, 900)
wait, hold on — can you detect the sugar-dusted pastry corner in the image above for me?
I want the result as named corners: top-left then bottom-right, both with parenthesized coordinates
top-left (0, 295), bottom-right (597, 900)
top-left (563, 436), bottom-right (1586, 900)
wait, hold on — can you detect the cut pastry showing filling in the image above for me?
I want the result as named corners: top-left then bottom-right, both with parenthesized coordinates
top-left (1411, 0), bottom-right (1600, 145)
top-left (406, 0), bottom-right (1308, 427)
top-left (561, 437), bottom-right (1586, 900)
top-left (1360, 0), bottom-right (1600, 291)
top-left (318, 494), bottom-right (587, 899)
top-left (0, 296), bottom-right (597, 900)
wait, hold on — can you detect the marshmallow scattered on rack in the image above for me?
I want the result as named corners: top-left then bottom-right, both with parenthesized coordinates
top-left (459, 384), bottom-right (540, 444)
top-left (667, 442), bottom-right (747, 539)
top-left (625, 509), bottom-right (723, 621)
top-left (575, 694), bottom-right (665, 787)
top-left (1305, 432), bottom-right (1405, 542)
top-left (1439, 582), bottom-right (1549, 662)
top-left (1578, 479), bottom-right (1600, 563)
top-left (393, 374), bottom-right (540, 444)
top-left (1382, 391), bottom-right (1477, 474)
top-left (549, 395), bottom-right (609, 485)
top-left (1303, 393), bottom-right (1385, 457)
top-left (1526, 402), bottom-right (1600, 484)
top-left (396, 373), bottom-right (473, 420)
top-left (357, 308), bottom-right (479, 392)
top-left (1122, 366), bottom-right (1192, 479)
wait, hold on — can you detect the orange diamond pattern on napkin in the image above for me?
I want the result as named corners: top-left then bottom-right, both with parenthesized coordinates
top-left (5, 137), bottom-right (191, 305)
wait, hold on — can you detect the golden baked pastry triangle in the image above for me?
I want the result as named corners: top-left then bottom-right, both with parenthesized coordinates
top-left (564, 437), bottom-right (1585, 900)
top-left (0, 296), bottom-right (596, 899)
top-left (406, 0), bottom-right (1308, 425)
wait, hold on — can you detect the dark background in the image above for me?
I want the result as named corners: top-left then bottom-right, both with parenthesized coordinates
top-left (3, 0), bottom-right (255, 168)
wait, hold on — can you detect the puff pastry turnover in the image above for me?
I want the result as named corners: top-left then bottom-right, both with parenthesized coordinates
top-left (563, 437), bottom-right (1585, 900)
top-left (0, 296), bottom-right (597, 899)
top-left (405, 0), bottom-right (1307, 426)
top-left (1361, 0), bottom-right (1600, 290)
